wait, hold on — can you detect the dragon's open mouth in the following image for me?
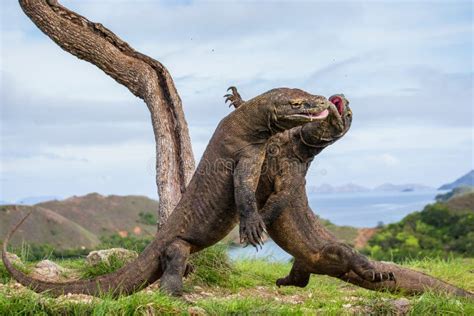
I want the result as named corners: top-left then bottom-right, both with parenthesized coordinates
top-left (329, 95), bottom-right (344, 116)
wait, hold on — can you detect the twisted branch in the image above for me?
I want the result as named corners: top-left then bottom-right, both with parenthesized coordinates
top-left (19, 0), bottom-right (195, 226)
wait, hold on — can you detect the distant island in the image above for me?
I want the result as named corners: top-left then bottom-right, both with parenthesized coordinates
top-left (307, 182), bottom-right (434, 194)
top-left (438, 170), bottom-right (474, 190)
top-left (308, 170), bottom-right (474, 194)
top-left (3, 170), bottom-right (473, 205)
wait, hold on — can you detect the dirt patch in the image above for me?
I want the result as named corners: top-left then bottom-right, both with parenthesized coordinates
top-left (354, 228), bottom-right (378, 249)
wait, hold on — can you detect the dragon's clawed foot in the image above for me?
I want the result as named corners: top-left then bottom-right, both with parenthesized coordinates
top-left (224, 86), bottom-right (244, 108)
top-left (276, 276), bottom-right (291, 287)
top-left (360, 269), bottom-right (396, 282)
top-left (239, 212), bottom-right (266, 249)
top-left (276, 276), bottom-right (308, 288)
top-left (183, 262), bottom-right (195, 278)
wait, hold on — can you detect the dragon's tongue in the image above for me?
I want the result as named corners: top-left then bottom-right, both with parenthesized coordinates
top-left (311, 109), bottom-right (329, 120)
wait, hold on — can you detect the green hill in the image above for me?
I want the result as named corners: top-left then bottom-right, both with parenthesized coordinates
top-left (436, 186), bottom-right (474, 203)
top-left (364, 188), bottom-right (474, 261)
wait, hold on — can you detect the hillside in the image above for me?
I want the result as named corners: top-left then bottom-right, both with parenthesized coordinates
top-left (439, 170), bottom-right (474, 190)
top-left (365, 188), bottom-right (474, 261)
top-left (37, 193), bottom-right (158, 238)
top-left (0, 194), bottom-right (159, 251)
top-left (0, 205), bottom-right (99, 250)
top-left (436, 186), bottom-right (474, 202)
top-left (442, 191), bottom-right (474, 214)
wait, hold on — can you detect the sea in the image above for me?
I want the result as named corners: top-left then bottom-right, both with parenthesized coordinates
top-left (228, 190), bottom-right (441, 262)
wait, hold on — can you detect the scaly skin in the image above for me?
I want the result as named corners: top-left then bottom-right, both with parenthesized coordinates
top-left (2, 88), bottom-right (334, 297)
top-left (228, 87), bottom-right (473, 298)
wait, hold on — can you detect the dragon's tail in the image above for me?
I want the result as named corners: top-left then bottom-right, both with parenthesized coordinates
top-left (2, 211), bottom-right (165, 297)
top-left (340, 260), bottom-right (474, 299)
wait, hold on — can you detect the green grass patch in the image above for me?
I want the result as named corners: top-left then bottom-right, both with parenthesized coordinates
top-left (0, 252), bottom-right (472, 315)
top-left (78, 255), bottom-right (127, 279)
top-left (187, 243), bottom-right (234, 287)
top-left (410, 292), bottom-right (474, 315)
top-left (0, 261), bottom-right (9, 284)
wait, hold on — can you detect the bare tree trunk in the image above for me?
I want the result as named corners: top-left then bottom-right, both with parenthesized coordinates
top-left (18, 0), bottom-right (195, 228)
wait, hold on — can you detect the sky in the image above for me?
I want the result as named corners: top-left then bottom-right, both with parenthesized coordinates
top-left (0, 0), bottom-right (473, 202)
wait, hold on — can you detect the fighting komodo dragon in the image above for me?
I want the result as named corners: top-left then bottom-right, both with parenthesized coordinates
top-left (226, 87), bottom-right (474, 298)
top-left (3, 88), bottom-right (334, 297)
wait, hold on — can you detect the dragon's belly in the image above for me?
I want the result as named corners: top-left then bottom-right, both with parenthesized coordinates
top-left (177, 164), bottom-right (238, 251)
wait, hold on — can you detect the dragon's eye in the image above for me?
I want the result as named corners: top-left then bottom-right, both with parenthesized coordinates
top-left (289, 100), bottom-right (303, 109)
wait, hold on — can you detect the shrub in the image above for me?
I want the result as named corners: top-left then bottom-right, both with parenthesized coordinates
top-left (364, 202), bottom-right (474, 261)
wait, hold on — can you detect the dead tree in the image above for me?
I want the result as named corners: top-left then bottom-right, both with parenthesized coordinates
top-left (18, 0), bottom-right (195, 228)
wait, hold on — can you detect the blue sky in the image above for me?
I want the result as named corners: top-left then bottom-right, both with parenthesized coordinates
top-left (1, 0), bottom-right (472, 201)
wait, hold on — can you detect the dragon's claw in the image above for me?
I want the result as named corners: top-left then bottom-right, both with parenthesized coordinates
top-left (224, 86), bottom-right (244, 108)
top-left (227, 86), bottom-right (239, 94)
top-left (239, 213), bottom-right (266, 250)
top-left (361, 269), bottom-right (395, 282)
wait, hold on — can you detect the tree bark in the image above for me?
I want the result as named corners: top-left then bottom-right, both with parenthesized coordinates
top-left (18, 0), bottom-right (195, 228)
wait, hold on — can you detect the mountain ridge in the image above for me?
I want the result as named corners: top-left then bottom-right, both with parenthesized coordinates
top-left (438, 170), bottom-right (474, 190)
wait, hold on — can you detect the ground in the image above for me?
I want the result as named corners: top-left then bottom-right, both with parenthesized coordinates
top-left (0, 255), bottom-right (473, 315)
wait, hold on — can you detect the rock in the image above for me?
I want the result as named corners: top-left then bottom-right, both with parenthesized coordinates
top-left (4, 252), bottom-right (24, 268)
top-left (57, 293), bottom-right (97, 304)
top-left (188, 306), bottom-right (207, 316)
top-left (390, 298), bottom-right (411, 315)
top-left (86, 248), bottom-right (138, 267)
top-left (32, 260), bottom-right (73, 281)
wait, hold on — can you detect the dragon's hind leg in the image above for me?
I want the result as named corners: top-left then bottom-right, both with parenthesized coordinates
top-left (316, 242), bottom-right (395, 282)
top-left (160, 239), bottom-right (191, 296)
top-left (276, 243), bottom-right (394, 288)
top-left (276, 259), bottom-right (311, 288)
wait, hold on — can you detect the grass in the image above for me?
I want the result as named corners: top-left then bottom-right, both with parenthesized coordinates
top-left (78, 255), bottom-right (130, 279)
top-left (187, 244), bottom-right (235, 287)
top-left (0, 249), bottom-right (473, 315)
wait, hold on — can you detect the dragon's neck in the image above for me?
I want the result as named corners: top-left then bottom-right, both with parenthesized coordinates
top-left (231, 102), bottom-right (274, 140)
top-left (290, 127), bottom-right (326, 161)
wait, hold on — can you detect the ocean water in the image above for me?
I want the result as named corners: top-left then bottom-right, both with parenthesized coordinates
top-left (309, 190), bottom-right (440, 228)
top-left (228, 190), bottom-right (440, 262)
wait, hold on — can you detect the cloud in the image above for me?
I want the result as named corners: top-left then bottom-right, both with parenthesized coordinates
top-left (378, 154), bottom-right (400, 167)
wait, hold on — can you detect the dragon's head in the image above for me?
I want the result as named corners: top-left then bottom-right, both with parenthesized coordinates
top-left (260, 88), bottom-right (335, 133)
top-left (300, 94), bottom-right (352, 146)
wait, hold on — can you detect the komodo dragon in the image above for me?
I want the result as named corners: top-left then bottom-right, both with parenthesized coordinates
top-left (226, 87), bottom-right (474, 298)
top-left (3, 88), bottom-right (334, 297)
